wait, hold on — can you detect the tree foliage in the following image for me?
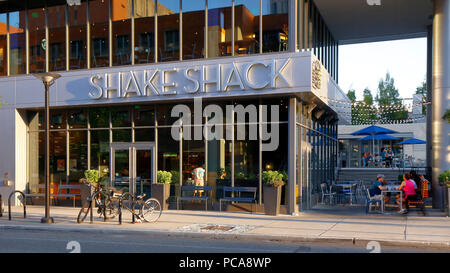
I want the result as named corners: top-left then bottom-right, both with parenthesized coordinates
top-left (375, 72), bottom-right (408, 121)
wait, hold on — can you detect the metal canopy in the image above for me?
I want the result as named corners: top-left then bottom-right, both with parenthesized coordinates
top-left (313, 0), bottom-right (433, 44)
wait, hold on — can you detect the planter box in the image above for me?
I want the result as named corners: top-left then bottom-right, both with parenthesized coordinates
top-left (447, 187), bottom-right (450, 217)
top-left (80, 183), bottom-right (95, 208)
top-left (151, 183), bottom-right (171, 210)
top-left (263, 186), bottom-right (281, 216)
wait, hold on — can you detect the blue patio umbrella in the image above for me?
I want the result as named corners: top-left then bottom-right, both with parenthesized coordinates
top-left (396, 138), bottom-right (426, 145)
top-left (360, 134), bottom-right (400, 141)
top-left (351, 125), bottom-right (399, 156)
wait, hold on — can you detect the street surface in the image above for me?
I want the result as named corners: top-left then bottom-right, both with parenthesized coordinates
top-left (0, 229), bottom-right (447, 253)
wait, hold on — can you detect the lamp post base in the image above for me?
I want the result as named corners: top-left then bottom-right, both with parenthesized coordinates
top-left (40, 217), bottom-right (54, 224)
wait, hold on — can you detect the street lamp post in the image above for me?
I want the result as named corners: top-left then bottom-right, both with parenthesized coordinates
top-left (33, 73), bottom-right (61, 224)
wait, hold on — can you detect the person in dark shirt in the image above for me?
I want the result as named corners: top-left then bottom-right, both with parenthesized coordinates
top-left (369, 174), bottom-right (388, 202)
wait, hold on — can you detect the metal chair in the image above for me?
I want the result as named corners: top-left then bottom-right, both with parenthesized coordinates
top-left (320, 183), bottom-right (336, 205)
top-left (365, 189), bottom-right (382, 214)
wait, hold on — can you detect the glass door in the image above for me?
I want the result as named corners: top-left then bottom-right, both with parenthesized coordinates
top-left (110, 143), bottom-right (156, 196)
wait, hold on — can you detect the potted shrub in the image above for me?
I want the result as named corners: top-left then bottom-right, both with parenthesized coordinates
top-left (262, 171), bottom-right (285, 216)
top-left (438, 170), bottom-right (450, 216)
top-left (151, 170), bottom-right (172, 210)
top-left (79, 170), bottom-right (100, 207)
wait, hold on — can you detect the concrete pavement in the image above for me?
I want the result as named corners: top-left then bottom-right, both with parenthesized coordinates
top-left (1, 205), bottom-right (449, 250)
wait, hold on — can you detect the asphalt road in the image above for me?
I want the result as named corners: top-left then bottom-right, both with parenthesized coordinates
top-left (0, 229), bottom-right (447, 254)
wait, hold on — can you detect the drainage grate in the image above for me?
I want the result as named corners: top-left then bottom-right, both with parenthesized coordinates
top-left (200, 225), bottom-right (235, 232)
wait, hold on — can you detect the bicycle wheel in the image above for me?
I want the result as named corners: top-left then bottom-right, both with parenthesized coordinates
top-left (77, 203), bottom-right (91, 224)
top-left (95, 192), bottom-right (119, 220)
top-left (141, 198), bottom-right (162, 223)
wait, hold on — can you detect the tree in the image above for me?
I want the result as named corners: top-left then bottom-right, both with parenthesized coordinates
top-left (347, 88), bottom-right (377, 124)
top-left (415, 79), bottom-right (427, 115)
top-left (375, 72), bottom-right (408, 122)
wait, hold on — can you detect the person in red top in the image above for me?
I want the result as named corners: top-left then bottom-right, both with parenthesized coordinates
top-left (396, 173), bottom-right (417, 214)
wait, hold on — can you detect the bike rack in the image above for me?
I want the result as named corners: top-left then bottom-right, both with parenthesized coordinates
top-left (8, 191), bottom-right (26, 220)
top-left (119, 193), bottom-right (136, 224)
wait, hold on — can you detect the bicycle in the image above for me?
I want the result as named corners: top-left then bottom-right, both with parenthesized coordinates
top-left (77, 185), bottom-right (162, 224)
top-left (77, 185), bottom-right (120, 224)
top-left (119, 192), bottom-right (162, 223)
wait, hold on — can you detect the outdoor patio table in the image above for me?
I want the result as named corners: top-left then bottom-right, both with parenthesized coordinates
top-left (381, 185), bottom-right (402, 214)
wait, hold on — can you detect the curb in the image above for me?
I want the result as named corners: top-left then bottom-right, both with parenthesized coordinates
top-left (1, 222), bottom-right (450, 251)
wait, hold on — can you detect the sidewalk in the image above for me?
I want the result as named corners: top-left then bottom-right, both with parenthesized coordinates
top-left (1, 205), bottom-right (449, 250)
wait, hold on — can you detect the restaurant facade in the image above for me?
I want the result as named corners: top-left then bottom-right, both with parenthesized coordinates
top-left (0, 0), bottom-right (352, 214)
top-left (2, 0), bottom-right (448, 212)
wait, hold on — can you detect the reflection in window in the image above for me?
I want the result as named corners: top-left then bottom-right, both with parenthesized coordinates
top-left (112, 0), bottom-right (131, 66)
top-left (182, 0), bottom-right (204, 60)
top-left (158, 127), bottom-right (180, 177)
top-left (68, 2), bottom-right (87, 70)
top-left (90, 130), bottom-right (110, 178)
top-left (183, 137), bottom-right (205, 183)
top-left (158, 0), bottom-right (179, 62)
top-left (135, 0), bottom-right (156, 64)
top-left (262, 0), bottom-right (288, 53)
top-left (235, 0), bottom-right (260, 55)
top-left (49, 5), bottom-right (66, 71)
top-left (69, 131), bottom-right (88, 182)
top-left (90, 0), bottom-right (109, 67)
top-left (89, 107), bottom-right (109, 128)
top-left (208, 0), bottom-right (232, 58)
top-left (28, 8), bottom-right (46, 73)
top-left (50, 131), bottom-right (67, 183)
top-left (9, 11), bottom-right (26, 75)
top-left (0, 13), bottom-right (6, 76)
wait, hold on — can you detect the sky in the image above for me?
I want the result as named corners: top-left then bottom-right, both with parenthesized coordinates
top-left (338, 38), bottom-right (427, 101)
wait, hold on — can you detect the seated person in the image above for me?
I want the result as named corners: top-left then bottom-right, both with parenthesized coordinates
top-left (369, 174), bottom-right (389, 203)
top-left (396, 173), bottom-right (418, 214)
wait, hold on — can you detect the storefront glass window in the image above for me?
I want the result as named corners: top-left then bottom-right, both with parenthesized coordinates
top-left (68, 2), bottom-right (87, 70)
top-left (112, 0), bottom-right (131, 66)
top-left (89, 107), bottom-right (110, 128)
top-left (48, 5), bottom-right (66, 71)
top-left (28, 8), bottom-right (46, 73)
top-left (90, 0), bottom-right (109, 68)
top-left (207, 0), bottom-right (232, 58)
top-left (182, 0), bottom-right (204, 60)
top-left (235, 0), bottom-right (260, 55)
top-left (158, 0), bottom-right (180, 62)
top-left (183, 137), bottom-right (205, 184)
top-left (50, 110), bottom-right (67, 130)
top-left (134, 105), bottom-right (155, 126)
top-left (0, 13), bottom-right (6, 76)
top-left (68, 109), bottom-right (87, 129)
top-left (135, 128), bottom-right (155, 142)
top-left (157, 127), bottom-right (180, 179)
top-left (111, 108), bottom-right (131, 127)
top-left (50, 131), bottom-right (67, 183)
top-left (134, 0), bottom-right (155, 64)
top-left (112, 129), bottom-right (132, 142)
top-left (262, 0), bottom-right (288, 53)
top-left (90, 130), bottom-right (110, 178)
top-left (9, 11), bottom-right (26, 75)
top-left (69, 130), bottom-right (88, 183)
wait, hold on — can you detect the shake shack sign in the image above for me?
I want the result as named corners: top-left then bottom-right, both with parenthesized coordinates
top-left (88, 58), bottom-right (294, 100)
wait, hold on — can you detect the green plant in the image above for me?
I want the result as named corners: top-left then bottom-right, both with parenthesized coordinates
top-left (280, 170), bottom-right (288, 183)
top-left (398, 174), bottom-right (404, 182)
top-left (443, 109), bottom-right (450, 123)
top-left (438, 170), bottom-right (450, 187)
top-left (157, 170), bottom-right (172, 184)
top-left (170, 170), bottom-right (180, 184)
top-left (262, 171), bottom-right (285, 188)
top-left (80, 170), bottom-right (100, 185)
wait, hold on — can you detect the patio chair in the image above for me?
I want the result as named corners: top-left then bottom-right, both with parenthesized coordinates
top-left (365, 189), bottom-right (382, 214)
top-left (320, 183), bottom-right (336, 205)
